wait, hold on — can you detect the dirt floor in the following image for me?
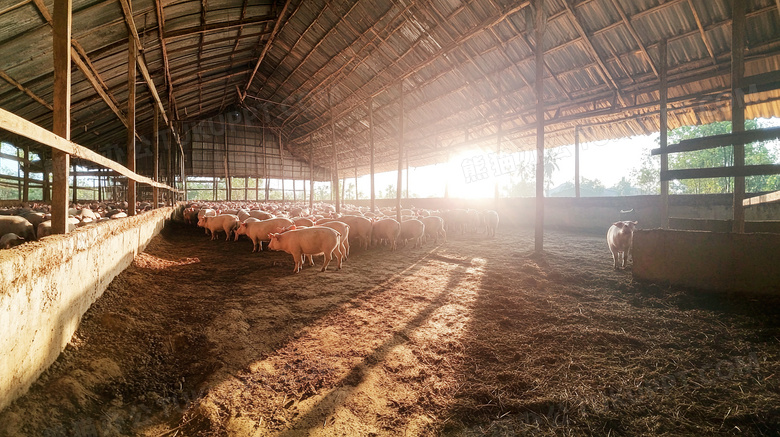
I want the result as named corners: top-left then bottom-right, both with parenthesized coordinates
top-left (1, 221), bottom-right (779, 436)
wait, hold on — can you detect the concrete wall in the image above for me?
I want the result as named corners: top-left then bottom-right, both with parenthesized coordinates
top-left (0, 207), bottom-right (172, 412)
top-left (348, 194), bottom-right (780, 233)
top-left (632, 229), bottom-right (780, 294)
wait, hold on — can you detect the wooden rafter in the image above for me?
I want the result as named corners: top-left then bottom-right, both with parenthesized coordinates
top-left (242, 0), bottom-right (294, 101)
top-left (117, 0), bottom-right (170, 126)
top-left (562, 0), bottom-right (627, 106)
top-left (608, 0), bottom-right (658, 77)
top-left (163, 14), bottom-right (274, 40)
top-left (687, 0), bottom-right (718, 66)
top-left (0, 69), bottom-right (53, 111)
top-left (155, 0), bottom-right (176, 119)
top-left (220, 0), bottom-right (249, 113)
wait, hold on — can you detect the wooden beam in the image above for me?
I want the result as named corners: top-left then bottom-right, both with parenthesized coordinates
top-left (659, 39), bottom-right (669, 229)
top-left (733, 0), bottom-right (746, 233)
top-left (396, 82), bottom-right (404, 223)
top-left (52, 0), bottom-right (71, 235)
top-left (744, 189), bottom-right (780, 206)
top-left (662, 165), bottom-right (780, 181)
top-left (70, 48), bottom-right (128, 128)
top-left (242, 0), bottom-right (293, 101)
top-left (309, 135), bottom-right (314, 210)
top-left (127, 23), bottom-right (137, 216)
top-left (535, 0), bottom-right (546, 253)
top-left (574, 125), bottom-right (580, 198)
top-left (118, 0), bottom-right (170, 127)
top-left (608, 0), bottom-right (658, 77)
top-left (153, 104), bottom-right (159, 207)
top-left (651, 126), bottom-right (780, 156)
top-left (155, 0), bottom-right (176, 121)
top-left (331, 89), bottom-right (339, 213)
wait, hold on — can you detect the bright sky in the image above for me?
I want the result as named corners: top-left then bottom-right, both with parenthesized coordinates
top-left (347, 134), bottom-right (660, 199)
top-left (345, 117), bottom-right (780, 200)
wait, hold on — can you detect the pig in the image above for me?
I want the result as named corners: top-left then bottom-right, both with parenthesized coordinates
top-left (397, 219), bottom-right (425, 248)
top-left (268, 227), bottom-right (342, 273)
top-left (484, 210), bottom-right (499, 237)
top-left (337, 215), bottom-right (373, 250)
top-left (249, 210), bottom-right (274, 220)
top-left (234, 217), bottom-right (261, 241)
top-left (442, 209), bottom-right (469, 234)
top-left (372, 218), bottom-right (401, 250)
top-left (235, 217), bottom-right (294, 252)
top-left (0, 233), bottom-right (25, 249)
top-left (420, 216), bottom-right (446, 244)
top-left (37, 219), bottom-right (78, 238)
top-left (607, 221), bottom-right (638, 269)
top-left (0, 216), bottom-right (35, 241)
top-left (293, 217), bottom-right (315, 227)
top-left (198, 214), bottom-right (240, 241)
top-left (20, 212), bottom-right (46, 237)
top-left (316, 221), bottom-right (350, 260)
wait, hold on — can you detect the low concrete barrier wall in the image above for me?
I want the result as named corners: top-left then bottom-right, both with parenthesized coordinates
top-left (0, 208), bottom-right (172, 412)
top-left (632, 229), bottom-right (780, 294)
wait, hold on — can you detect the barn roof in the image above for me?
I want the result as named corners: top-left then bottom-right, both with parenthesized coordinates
top-left (0, 0), bottom-right (779, 178)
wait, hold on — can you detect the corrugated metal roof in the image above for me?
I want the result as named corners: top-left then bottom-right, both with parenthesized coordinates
top-left (0, 0), bottom-right (779, 178)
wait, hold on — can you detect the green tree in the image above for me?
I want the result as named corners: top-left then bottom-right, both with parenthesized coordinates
top-left (666, 120), bottom-right (780, 194)
top-left (381, 184), bottom-right (396, 199)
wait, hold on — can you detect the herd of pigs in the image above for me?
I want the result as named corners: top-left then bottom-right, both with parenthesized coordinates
top-left (183, 202), bottom-right (501, 273)
top-left (0, 200), bottom-right (637, 272)
top-left (0, 201), bottom-right (153, 250)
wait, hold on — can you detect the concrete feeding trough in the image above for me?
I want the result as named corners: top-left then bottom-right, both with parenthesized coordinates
top-left (632, 229), bottom-right (780, 294)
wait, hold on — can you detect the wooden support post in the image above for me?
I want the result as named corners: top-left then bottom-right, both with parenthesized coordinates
top-left (309, 135), bottom-right (314, 210)
top-left (341, 176), bottom-right (346, 202)
top-left (22, 144), bottom-right (29, 202)
top-left (444, 150), bottom-right (449, 200)
top-left (574, 126), bottom-right (581, 198)
top-left (52, 0), bottom-right (71, 234)
top-left (167, 128), bottom-right (172, 204)
top-left (153, 104), bottom-right (159, 207)
top-left (244, 176), bottom-right (248, 201)
top-left (97, 168), bottom-right (102, 202)
top-left (369, 97), bottom-right (375, 212)
top-left (72, 168), bottom-right (77, 203)
top-left (224, 125), bottom-right (230, 201)
top-left (127, 15), bottom-right (137, 216)
top-left (279, 130), bottom-right (284, 202)
top-left (330, 89), bottom-right (340, 213)
top-left (405, 151), bottom-right (409, 199)
top-left (534, 0), bottom-right (546, 253)
top-left (495, 117), bottom-right (501, 200)
top-left (396, 82), bottom-right (404, 222)
top-left (354, 166), bottom-right (358, 201)
top-left (732, 0), bottom-right (746, 233)
top-left (660, 39), bottom-right (669, 228)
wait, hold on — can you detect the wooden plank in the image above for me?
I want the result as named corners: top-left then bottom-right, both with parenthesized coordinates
top-left (153, 105), bottom-right (159, 206)
top-left (688, 0), bottom-right (717, 65)
top-left (0, 109), bottom-right (178, 191)
top-left (744, 189), bottom-right (780, 206)
top-left (70, 48), bottom-right (128, 128)
top-left (650, 126), bottom-right (780, 155)
top-left (52, 0), bottom-right (71, 234)
top-left (661, 164), bottom-right (780, 181)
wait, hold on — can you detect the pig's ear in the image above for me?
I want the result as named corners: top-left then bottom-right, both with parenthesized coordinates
top-left (268, 233), bottom-right (276, 239)
top-left (613, 222), bottom-right (624, 228)
top-left (289, 225), bottom-right (297, 230)
top-left (632, 221), bottom-right (638, 225)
